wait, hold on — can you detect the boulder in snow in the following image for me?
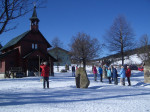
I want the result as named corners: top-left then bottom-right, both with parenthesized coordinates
top-left (144, 65), bottom-right (150, 83)
top-left (75, 67), bottom-right (90, 88)
top-left (102, 65), bottom-right (107, 79)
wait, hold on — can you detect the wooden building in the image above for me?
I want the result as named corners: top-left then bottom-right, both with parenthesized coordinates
top-left (0, 6), bottom-right (56, 77)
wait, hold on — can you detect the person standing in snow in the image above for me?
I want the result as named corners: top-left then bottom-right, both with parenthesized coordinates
top-left (119, 66), bottom-right (126, 86)
top-left (93, 65), bottom-right (98, 81)
top-left (106, 67), bottom-right (112, 84)
top-left (40, 62), bottom-right (50, 89)
top-left (76, 65), bottom-right (78, 70)
top-left (72, 65), bottom-right (75, 77)
top-left (92, 65), bottom-right (94, 72)
top-left (98, 65), bottom-right (103, 82)
top-left (113, 66), bottom-right (118, 85)
top-left (110, 65), bottom-right (114, 81)
top-left (126, 66), bottom-right (131, 86)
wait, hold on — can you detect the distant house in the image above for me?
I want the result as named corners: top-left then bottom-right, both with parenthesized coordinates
top-left (48, 47), bottom-right (71, 66)
top-left (0, 6), bottom-right (56, 77)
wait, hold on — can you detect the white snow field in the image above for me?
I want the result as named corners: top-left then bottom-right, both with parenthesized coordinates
top-left (0, 66), bottom-right (150, 112)
top-left (112, 54), bottom-right (143, 65)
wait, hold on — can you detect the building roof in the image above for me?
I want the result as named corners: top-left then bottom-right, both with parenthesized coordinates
top-left (48, 47), bottom-right (70, 55)
top-left (0, 30), bottom-right (52, 51)
top-left (0, 31), bottom-right (30, 51)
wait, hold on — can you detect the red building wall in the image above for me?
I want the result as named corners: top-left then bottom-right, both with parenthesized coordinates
top-left (6, 51), bottom-right (18, 71)
top-left (20, 31), bottom-right (48, 57)
top-left (0, 60), bottom-right (5, 73)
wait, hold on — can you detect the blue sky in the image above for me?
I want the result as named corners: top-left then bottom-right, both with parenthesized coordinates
top-left (1, 0), bottom-right (150, 57)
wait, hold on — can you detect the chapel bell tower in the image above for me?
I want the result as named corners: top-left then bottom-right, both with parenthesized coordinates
top-left (30, 6), bottom-right (39, 31)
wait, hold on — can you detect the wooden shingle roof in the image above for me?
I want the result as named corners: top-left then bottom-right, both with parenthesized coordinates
top-left (1, 30), bottom-right (52, 51)
top-left (48, 47), bottom-right (70, 54)
top-left (0, 31), bottom-right (30, 51)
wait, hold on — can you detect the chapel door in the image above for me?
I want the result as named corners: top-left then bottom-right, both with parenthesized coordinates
top-left (27, 59), bottom-right (39, 72)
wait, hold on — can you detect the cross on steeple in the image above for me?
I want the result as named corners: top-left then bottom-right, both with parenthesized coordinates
top-left (30, 5), bottom-right (40, 31)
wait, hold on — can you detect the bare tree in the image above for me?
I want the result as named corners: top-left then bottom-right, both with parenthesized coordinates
top-left (51, 37), bottom-right (63, 48)
top-left (0, 0), bottom-right (46, 35)
top-left (137, 34), bottom-right (150, 62)
top-left (50, 37), bottom-right (64, 71)
top-left (70, 32), bottom-right (101, 69)
top-left (104, 15), bottom-right (135, 65)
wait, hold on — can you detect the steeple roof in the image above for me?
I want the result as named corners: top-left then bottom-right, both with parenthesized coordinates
top-left (30, 6), bottom-right (39, 22)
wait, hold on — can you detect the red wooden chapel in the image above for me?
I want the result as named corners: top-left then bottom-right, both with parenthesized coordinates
top-left (0, 6), bottom-right (56, 77)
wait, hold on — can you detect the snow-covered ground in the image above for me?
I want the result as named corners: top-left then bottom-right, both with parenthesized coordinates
top-left (0, 66), bottom-right (150, 112)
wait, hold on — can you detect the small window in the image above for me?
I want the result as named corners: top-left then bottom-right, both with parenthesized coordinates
top-left (32, 43), bottom-right (38, 49)
top-left (32, 44), bottom-right (34, 49)
top-left (35, 44), bottom-right (37, 49)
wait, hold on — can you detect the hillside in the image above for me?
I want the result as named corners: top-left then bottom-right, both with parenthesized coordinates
top-left (93, 46), bottom-right (149, 65)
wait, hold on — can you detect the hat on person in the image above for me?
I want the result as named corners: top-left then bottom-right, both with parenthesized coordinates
top-left (43, 62), bottom-right (48, 65)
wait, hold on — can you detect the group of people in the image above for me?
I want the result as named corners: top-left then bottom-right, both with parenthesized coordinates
top-left (72, 65), bottom-right (79, 77)
top-left (92, 65), bottom-right (131, 86)
top-left (40, 62), bottom-right (132, 89)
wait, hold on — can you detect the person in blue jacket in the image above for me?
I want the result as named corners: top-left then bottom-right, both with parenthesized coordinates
top-left (106, 67), bottom-right (111, 84)
top-left (113, 66), bottom-right (118, 85)
top-left (119, 66), bottom-right (126, 86)
top-left (98, 65), bottom-right (103, 82)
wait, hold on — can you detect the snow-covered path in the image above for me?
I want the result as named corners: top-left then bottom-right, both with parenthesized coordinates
top-left (0, 71), bottom-right (150, 112)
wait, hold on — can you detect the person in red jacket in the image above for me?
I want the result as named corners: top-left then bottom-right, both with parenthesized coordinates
top-left (93, 65), bottom-right (97, 81)
top-left (40, 61), bottom-right (50, 89)
top-left (126, 66), bottom-right (131, 86)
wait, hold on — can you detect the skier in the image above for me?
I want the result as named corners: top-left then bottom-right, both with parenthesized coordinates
top-left (40, 61), bottom-right (50, 89)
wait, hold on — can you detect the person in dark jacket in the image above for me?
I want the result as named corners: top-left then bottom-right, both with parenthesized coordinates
top-left (40, 62), bottom-right (50, 89)
top-left (113, 66), bottom-right (118, 85)
top-left (110, 65), bottom-right (114, 81)
top-left (72, 66), bottom-right (75, 77)
top-left (126, 66), bottom-right (131, 86)
top-left (98, 65), bottom-right (103, 82)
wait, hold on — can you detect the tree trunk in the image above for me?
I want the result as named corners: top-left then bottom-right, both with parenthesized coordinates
top-left (121, 50), bottom-right (124, 66)
top-left (121, 36), bottom-right (124, 66)
top-left (83, 59), bottom-right (86, 69)
top-left (121, 42), bottom-right (124, 66)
